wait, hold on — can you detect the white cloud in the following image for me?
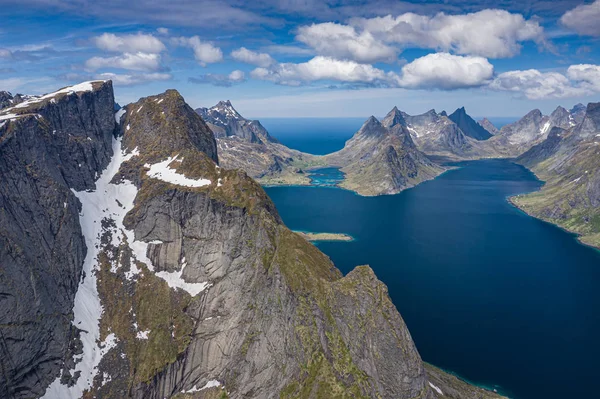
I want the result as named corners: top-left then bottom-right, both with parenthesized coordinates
top-left (188, 70), bottom-right (246, 86)
top-left (96, 72), bottom-right (172, 86)
top-left (250, 56), bottom-right (391, 86)
top-left (231, 47), bottom-right (275, 67)
top-left (351, 9), bottom-right (545, 58)
top-left (296, 23), bottom-right (398, 63)
top-left (93, 33), bottom-right (166, 53)
top-left (228, 69), bottom-right (245, 82)
top-left (489, 69), bottom-right (592, 99)
top-left (173, 36), bottom-right (222, 66)
top-left (85, 52), bottom-right (163, 72)
top-left (0, 78), bottom-right (25, 92)
top-left (395, 53), bottom-right (494, 89)
top-left (567, 64), bottom-right (600, 92)
top-left (157, 27), bottom-right (169, 35)
top-left (0, 48), bottom-right (13, 58)
top-left (560, 1), bottom-right (600, 37)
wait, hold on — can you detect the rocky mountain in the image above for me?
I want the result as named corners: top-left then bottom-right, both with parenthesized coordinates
top-left (0, 81), bottom-right (505, 398)
top-left (395, 108), bottom-right (499, 160)
top-left (0, 81), bottom-right (117, 398)
top-left (570, 103), bottom-right (587, 124)
top-left (198, 100), bottom-right (320, 187)
top-left (0, 91), bottom-right (13, 109)
top-left (513, 102), bottom-right (600, 248)
top-left (478, 118), bottom-right (499, 136)
top-left (448, 107), bottom-right (492, 141)
top-left (196, 100), bottom-right (278, 145)
top-left (325, 111), bottom-right (445, 196)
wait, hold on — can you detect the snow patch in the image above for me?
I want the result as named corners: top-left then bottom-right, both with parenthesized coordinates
top-left (540, 121), bottom-right (551, 135)
top-left (136, 330), bottom-right (150, 340)
top-left (41, 138), bottom-right (136, 399)
top-left (115, 108), bottom-right (126, 124)
top-left (11, 81), bottom-right (101, 110)
top-left (429, 382), bottom-right (443, 395)
top-left (155, 259), bottom-right (211, 296)
top-left (182, 380), bottom-right (222, 393)
top-left (145, 156), bottom-right (211, 187)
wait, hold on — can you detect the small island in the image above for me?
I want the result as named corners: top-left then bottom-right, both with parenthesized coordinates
top-left (295, 231), bottom-right (354, 242)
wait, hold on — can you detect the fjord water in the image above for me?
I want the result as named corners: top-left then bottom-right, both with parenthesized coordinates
top-left (265, 160), bottom-right (600, 399)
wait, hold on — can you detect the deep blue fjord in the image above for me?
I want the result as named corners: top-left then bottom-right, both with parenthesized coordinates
top-left (264, 120), bottom-right (600, 399)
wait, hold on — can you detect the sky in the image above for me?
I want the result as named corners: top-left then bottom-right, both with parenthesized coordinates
top-left (1, 0), bottom-right (600, 118)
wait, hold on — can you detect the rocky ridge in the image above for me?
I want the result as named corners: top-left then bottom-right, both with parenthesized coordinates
top-left (513, 102), bottom-right (600, 248)
top-left (0, 81), bottom-right (117, 398)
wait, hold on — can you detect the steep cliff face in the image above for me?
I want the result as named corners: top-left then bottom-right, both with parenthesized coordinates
top-left (448, 107), bottom-right (492, 141)
top-left (513, 102), bottom-right (600, 248)
top-left (0, 81), bottom-right (117, 398)
top-left (326, 113), bottom-right (444, 196)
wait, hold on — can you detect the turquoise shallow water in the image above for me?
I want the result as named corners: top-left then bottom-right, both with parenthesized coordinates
top-left (265, 159), bottom-right (600, 399)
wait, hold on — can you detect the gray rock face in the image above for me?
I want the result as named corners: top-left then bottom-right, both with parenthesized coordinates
top-left (498, 109), bottom-right (547, 146)
top-left (516, 127), bottom-right (565, 168)
top-left (448, 107), bottom-right (492, 141)
top-left (0, 91), bottom-right (13, 109)
top-left (0, 81), bottom-right (116, 398)
top-left (196, 100), bottom-right (278, 145)
top-left (575, 102), bottom-right (600, 139)
top-left (478, 118), bottom-right (499, 136)
top-left (570, 103), bottom-right (586, 124)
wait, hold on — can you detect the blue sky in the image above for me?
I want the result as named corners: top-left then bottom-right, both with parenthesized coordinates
top-left (1, 0), bottom-right (600, 118)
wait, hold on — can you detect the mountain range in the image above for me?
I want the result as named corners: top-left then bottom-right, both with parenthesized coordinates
top-left (0, 81), bottom-right (506, 399)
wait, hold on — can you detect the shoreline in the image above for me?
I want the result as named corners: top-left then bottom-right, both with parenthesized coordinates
top-left (293, 231), bottom-right (354, 242)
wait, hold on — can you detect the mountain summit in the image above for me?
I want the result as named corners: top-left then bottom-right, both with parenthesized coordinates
top-left (196, 100), bottom-right (277, 144)
top-left (448, 107), bottom-right (492, 141)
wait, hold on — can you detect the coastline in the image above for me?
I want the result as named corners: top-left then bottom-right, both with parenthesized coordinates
top-left (294, 230), bottom-right (354, 242)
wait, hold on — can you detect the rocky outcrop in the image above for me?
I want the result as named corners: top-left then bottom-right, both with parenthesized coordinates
top-left (196, 100), bottom-right (277, 145)
top-left (478, 118), bottom-right (499, 136)
top-left (325, 112), bottom-right (444, 196)
top-left (448, 107), bottom-right (492, 141)
top-left (0, 81), bottom-right (117, 398)
top-left (0, 91), bottom-right (13, 109)
top-left (570, 103), bottom-right (586, 124)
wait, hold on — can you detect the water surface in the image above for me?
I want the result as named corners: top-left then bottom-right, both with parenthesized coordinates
top-left (265, 159), bottom-right (600, 399)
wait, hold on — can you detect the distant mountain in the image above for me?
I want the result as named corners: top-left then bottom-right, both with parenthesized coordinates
top-left (196, 100), bottom-right (278, 144)
top-left (448, 107), bottom-right (492, 141)
top-left (196, 100), bottom-right (317, 186)
top-left (513, 102), bottom-right (600, 248)
top-left (325, 110), bottom-right (444, 195)
top-left (478, 118), bottom-right (499, 135)
top-left (0, 91), bottom-right (13, 109)
top-left (570, 103), bottom-right (587, 124)
top-left (392, 108), bottom-right (500, 159)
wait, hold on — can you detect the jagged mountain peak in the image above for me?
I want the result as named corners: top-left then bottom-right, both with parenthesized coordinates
top-left (382, 106), bottom-right (407, 128)
top-left (575, 101), bottom-right (600, 139)
top-left (121, 89), bottom-right (218, 164)
top-left (196, 99), bottom-right (277, 144)
top-left (478, 117), bottom-right (499, 136)
top-left (448, 106), bottom-right (492, 141)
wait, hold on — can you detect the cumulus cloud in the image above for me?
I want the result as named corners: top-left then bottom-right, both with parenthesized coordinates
top-left (489, 68), bottom-right (595, 99)
top-left (560, 1), bottom-right (600, 37)
top-left (188, 70), bottom-right (246, 87)
top-left (0, 49), bottom-right (12, 59)
top-left (85, 52), bottom-right (163, 72)
top-left (296, 23), bottom-right (398, 63)
top-left (93, 32), bottom-right (166, 53)
top-left (349, 9), bottom-right (545, 58)
top-left (250, 56), bottom-right (391, 86)
top-left (157, 27), bottom-right (169, 35)
top-left (395, 52), bottom-right (494, 89)
top-left (173, 36), bottom-right (222, 66)
top-left (231, 47), bottom-right (275, 67)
